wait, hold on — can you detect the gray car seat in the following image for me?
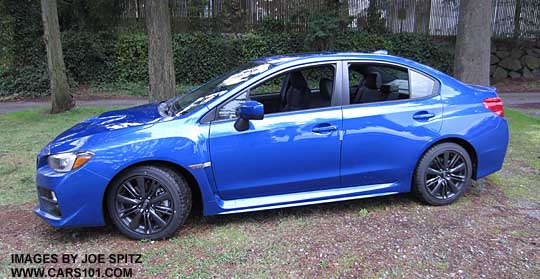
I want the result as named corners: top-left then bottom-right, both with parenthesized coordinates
top-left (354, 72), bottom-right (382, 104)
top-left (308, 78), bottom-right (333, 108)
top-left (283, 71), bottom-right (310, 111)
top-left (319, 78), bottom-right (333, 102)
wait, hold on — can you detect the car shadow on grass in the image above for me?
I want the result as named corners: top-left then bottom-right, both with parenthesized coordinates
top-left (31, 193), bottom-right (418, 243)
top-left (31, 182), bottom-right (491, 243)
top-left (188, 193), bottom-right (419, 227)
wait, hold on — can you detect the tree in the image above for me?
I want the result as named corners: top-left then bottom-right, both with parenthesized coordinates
top-left (513, 0), bottom-right (522, 39)
top-left (41, 0), bottom-right (74, 113)
top-left (357, 0), bottom-right (390, 34)
top-left (222, 0), bottom-right (245, 33)
top-left (303, 0), bottom-right (353, 50)
top-left (454, 0), bottom-right (492, 85)
top-left (145, 0), bottom-right (176, 102)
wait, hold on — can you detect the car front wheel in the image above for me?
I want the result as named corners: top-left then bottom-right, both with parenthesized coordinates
top-left (413, 142), bottom-right (472, 205)
top-left (107, 165), bottom-right (191, 240)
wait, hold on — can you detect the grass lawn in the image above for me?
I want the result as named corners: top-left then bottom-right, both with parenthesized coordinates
top-left (76, 82), bottom-right (195, 99)
top-left (491, 110), bottom-right (540, 203)
top-left (0, 107), bottom-right (116, 206)
top-left (0, 107), bottom-right (538, 278)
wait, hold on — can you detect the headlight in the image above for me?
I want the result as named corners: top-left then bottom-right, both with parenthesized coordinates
top-left (47, 151), bottom-right (94, 172)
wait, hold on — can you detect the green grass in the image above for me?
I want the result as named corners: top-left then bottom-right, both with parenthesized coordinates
top-left (0, 107), bottom-right (117, 205)
top-left (358, 208), bottom-right (370, 217)
top-left (0, 107), bottom-right (539, 278)
top-left (491, 109), bottom-right (540, 202)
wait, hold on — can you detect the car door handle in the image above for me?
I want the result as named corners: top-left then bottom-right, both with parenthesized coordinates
top-left (312, 124), bottom-right (337, 133)
top-left (413, 111), bottom-right (435, 120)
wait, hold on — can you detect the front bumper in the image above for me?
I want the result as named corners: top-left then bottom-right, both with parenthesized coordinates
top-left (34, 165), bottom-right (110, 228)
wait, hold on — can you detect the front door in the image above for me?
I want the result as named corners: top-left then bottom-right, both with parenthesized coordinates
top-left (209, 62), bottom-right (343, 200)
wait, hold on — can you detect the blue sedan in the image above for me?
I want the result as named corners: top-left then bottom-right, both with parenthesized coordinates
top-left (35, 52), bottom-right (508, 239)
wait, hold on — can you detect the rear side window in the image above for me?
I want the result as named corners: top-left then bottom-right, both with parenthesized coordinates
top-left (348, 62), bottom-right (438, 105)
top-left (348, 63), bottom-right (409, 104)
top-left (410, 70), bottom-right (436, 99)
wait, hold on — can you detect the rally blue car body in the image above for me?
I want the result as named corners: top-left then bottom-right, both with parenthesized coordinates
top-left (35, 52), bottom-right (508, 228)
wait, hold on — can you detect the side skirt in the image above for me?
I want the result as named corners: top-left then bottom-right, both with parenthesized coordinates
top-left (215, 183), bottom-right (399, 215)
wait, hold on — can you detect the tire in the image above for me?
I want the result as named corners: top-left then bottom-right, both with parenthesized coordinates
top-left (106, 165), bottom-right (192, 240)
top-left (413, 142), bottom-right (472, 206)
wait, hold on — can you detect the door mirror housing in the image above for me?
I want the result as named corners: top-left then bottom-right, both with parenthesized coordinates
top-left (234, 100), bottom-right (264, 131)
top-left (238, 100), bottom-right (264, 120)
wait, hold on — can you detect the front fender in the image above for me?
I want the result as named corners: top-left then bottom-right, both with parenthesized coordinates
top-left (83, 120), bottom-right (216, 217)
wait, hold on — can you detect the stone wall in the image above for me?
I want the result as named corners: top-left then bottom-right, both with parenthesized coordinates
top-left (491, 42), bottom-right (540, 80)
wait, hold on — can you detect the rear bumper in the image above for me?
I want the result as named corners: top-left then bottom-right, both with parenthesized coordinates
top-left (473, 117), bottom-right (509, 179)
top-left (34, 166), bottom-right (110, 228)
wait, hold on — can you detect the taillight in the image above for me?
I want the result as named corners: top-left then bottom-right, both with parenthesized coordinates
top-left (483, 97), bottom-right (504, 117)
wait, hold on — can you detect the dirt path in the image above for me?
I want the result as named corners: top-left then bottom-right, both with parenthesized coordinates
top-left (499, 92), bottom-right (540, 107)
top-left (0, 98), bottom-right (146, 113)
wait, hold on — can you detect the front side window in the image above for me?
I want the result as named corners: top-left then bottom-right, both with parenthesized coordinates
top-left (217, 92), bottom-right (248, 120)
top-left (216, 64), bottom-right (336, 120)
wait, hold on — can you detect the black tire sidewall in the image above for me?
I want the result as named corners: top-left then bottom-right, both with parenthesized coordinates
top-left (414, 143), bottom-right (472, 206)
top-left (106, 166), bottom-right (190, 240)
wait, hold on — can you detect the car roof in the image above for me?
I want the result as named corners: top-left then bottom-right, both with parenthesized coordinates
top-left (254, 51), bottom-right (402, 65)
top-left (253, 51), bottom-right (449, 81)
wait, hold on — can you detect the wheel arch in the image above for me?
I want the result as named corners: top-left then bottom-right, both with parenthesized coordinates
top-left (101, 160), bottom-right (203, 225)
top-left (420, 137), bottom-right (478, 180)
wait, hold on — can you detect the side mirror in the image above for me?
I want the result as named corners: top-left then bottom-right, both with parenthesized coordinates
top-left (238, 100), bottom-right (264, 120)
top-left (234, 101), bottom-right (264, 131)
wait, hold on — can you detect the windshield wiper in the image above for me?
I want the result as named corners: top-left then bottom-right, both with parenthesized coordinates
top-left (163, 95), bottom-right (185, 116)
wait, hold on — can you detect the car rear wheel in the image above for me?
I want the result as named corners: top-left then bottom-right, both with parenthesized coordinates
top-left (413, 142), bottom-right (472, 205)
top-left (107, 165), bottom-right (191, 240)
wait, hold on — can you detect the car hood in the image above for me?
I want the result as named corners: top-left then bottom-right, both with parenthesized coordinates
top-left (41, 103), bottom-right (163, 155)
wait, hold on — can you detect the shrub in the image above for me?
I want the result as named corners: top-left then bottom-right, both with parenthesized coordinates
top-left (62, 32), bottom-right (117, 84)
top-left (386, 33), bottom-right (454, 74)
top-left (113, 34), bottom-right (148, 83)
top-left (1, 31), bottom-right (454, 98)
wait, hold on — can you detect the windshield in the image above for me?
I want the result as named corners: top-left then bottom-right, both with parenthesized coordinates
top-left (163, 62), bottom-right (272, 116)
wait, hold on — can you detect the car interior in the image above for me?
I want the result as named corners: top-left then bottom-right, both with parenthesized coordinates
top-left (349, 64), bottom-right (410, 104)
top-left (217, 63), bottom-right (414, 120)
top-left (247, 65), bottom-right (336, 115)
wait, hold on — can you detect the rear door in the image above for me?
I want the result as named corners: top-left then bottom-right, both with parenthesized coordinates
top-left (340, 61), bottom-right (443, 192)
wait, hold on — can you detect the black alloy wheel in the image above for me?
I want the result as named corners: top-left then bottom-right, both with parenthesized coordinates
top-left (107, 165), bottom-right (191, 240)
top-left (413, 142), bottom-right (472, 205)
top-left (424, 150), bottom-right (467, 200)
top-left (115, 175), bottom-right (174, 235)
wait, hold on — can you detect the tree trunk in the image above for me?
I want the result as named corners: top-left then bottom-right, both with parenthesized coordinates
top-left (414, 0), bottom-right (431, 34)
top-left (454, 0), bottom-right (492, 86)
top-left (145, 0), bottom-right (176, 103)
top-left (513, 0), bottom-right (522, 39)
top-left (41, 0), bottom-right (74, 114)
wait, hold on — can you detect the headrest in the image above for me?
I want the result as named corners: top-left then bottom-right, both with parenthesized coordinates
top-left (364, 72), bottom-right (382, 89)
top-left (289, 71), bottom-right (308, 89)
top-left (319, 78), bottom-right (333, 100)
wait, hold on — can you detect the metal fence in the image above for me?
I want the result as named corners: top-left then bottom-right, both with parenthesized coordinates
top-left (117, 0), bottom-right (540, 38)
